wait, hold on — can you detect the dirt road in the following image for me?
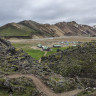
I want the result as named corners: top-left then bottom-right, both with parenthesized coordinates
top-left (6, 74), bottom-right (82, 96)
top-left (9, 36), bottom-right (96, 44)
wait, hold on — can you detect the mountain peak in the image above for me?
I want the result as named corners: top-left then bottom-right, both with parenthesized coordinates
top-left (19, 20), bottom-right (39, 25)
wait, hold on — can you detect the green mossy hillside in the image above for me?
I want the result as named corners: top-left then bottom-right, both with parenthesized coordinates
top-left (0, 23), bottom-right (41, 38)
top-left (42, 42), bottom-right (96, 79)
top-left (0, 77), bottom-right (43, 96)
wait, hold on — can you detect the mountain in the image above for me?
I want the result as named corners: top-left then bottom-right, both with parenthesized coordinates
top-left (0, 20), bottom-right (96, 39)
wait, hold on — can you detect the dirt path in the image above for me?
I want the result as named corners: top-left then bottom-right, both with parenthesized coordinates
top-left (9, 36), bottom-right (96, 43)
top-left (39, 51), bottom-right (47, 63)
top-left (6, 74), bottom-right (82, 96)
top-left (44, 51), bottom-right (47, 56)
top-left (39, 58), bottom-right (41, 63)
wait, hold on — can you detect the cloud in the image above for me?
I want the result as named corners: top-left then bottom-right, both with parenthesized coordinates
top-left (0, 0), bottom-right (96, 26)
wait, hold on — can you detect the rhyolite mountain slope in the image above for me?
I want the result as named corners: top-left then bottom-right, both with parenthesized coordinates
top-left (0, 20), bottom-right (96, 39)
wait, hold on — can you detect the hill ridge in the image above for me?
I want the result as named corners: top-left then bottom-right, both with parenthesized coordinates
top-left (0, 20), bottom-right (96, 39)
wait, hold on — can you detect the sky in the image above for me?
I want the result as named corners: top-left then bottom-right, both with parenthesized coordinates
top-left (0, 0), bottom-right (96, 26)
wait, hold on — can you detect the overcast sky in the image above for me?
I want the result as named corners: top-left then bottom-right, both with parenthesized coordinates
top-left (0, 0), bottom-right (96, 26)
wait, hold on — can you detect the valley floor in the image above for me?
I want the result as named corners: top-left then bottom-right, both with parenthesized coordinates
top-left (9, 36), bottom-right (96, 44)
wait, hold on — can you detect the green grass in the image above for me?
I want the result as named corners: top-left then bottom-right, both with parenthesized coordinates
top-left (23, 49), bottom-right (45, 60)
top-left (12, 43), bottom-right (44, 60)
top-left (46, 47), bottom-right (70, 56)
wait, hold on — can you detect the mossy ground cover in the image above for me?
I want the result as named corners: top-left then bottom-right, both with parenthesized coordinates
top-left (0, 89), bottom-right (8, 96)
top-left (42, 42), bottom-right (96, 78)
top-left (77, 88), bottom-right (96, 96)
top-left (47, 75), bottom-right (76, 93)
top-left (0, 77), bottom-right (39, 96)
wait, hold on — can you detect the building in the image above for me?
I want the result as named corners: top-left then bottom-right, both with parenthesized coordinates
top-left (42, 46), bottom-right (50, 51)
top-left (37, 44), bottom-right (42, 48)
top-left (72, 45), bottom-right (76, 47)
top-left (53, 45), bottom-right (62, 48)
